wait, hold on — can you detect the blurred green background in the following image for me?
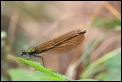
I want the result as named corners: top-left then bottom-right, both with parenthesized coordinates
top-left (1, 1), bottom-right (121, 81)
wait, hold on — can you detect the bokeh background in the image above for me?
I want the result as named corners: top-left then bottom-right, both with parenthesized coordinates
top-left (1, 1), bottom-right (121, 81)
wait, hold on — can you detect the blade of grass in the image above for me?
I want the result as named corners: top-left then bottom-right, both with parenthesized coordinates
top-left (81, 47), bottom-right (121, 78)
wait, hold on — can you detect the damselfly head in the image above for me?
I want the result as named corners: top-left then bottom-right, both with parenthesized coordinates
top-left (21, 50), bottom-right (28, 56)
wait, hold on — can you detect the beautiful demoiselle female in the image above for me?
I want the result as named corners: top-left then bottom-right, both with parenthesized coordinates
top-left (21, 30), bottom-right (86, 67)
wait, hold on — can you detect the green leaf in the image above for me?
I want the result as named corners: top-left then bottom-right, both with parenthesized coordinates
top-left (16, 57), bottom-right (71, 81)
top-left (8, 68), bottom-right (34, 81)
top-left (29, 71), bottom-right (66, 81)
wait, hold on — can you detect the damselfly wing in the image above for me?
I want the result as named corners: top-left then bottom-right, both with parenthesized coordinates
top-left (35, 30), bottom-right (86, 54)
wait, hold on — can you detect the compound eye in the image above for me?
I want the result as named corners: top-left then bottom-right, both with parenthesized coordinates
top-left (21, 50), bottom-right (27, 56)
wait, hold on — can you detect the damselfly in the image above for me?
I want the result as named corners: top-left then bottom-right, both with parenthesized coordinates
top-left (21, 30), bottom-right (86, 67)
